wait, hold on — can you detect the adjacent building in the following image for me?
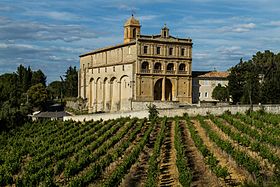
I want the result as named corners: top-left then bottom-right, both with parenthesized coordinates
top-left (192, 71), bottom-right (229, 104)
top-left (78, 15), bottom-right (193, 112)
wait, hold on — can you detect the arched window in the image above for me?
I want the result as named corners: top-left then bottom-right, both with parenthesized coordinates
top-left (132, 28), bottom-right (136, 38)
top-left (141, 61), bottom-right (149, 73)
top-left (167, 63), bottom-right (174, 71)
top-left (154, 62), bottom-right (162, 73)
top-left (179, 63), bottom-right (186, 72)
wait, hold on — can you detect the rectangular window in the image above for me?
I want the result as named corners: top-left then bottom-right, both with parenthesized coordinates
top-left (205, 92), bottom-right (208, 98)
top-left (144, 46), bottom-right (148, 54)
top-left (181, 48), bottom-right (185, 56)
top-left (169, 47), bottom-right (173, 55)
top-left (156, 46), bottom-right (161, 55)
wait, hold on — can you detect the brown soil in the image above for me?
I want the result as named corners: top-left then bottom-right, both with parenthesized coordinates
top-left (218, 117), bottom-right (280, 158)
top-left (191, 119), bottom-right (251, 185)
top-left (158, 120), bottom-right (181, 187)
top-left (179, 120), bottom-right (224, 187)
top-left (56, 121), bottom-right (135, 185)
top-left (119, 122), bottom-right (161, 187)
top-left (89, 122), bottom-right (150, 186)
top-left (206, 119), bottom-right (275, 177)
top-left (12, 154), bottom-right (32, 183)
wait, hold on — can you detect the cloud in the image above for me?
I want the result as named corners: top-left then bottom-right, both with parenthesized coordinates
top-left (25, 11), bottom-right (82, 21)
top-left (219, 23), bottom-right (256, 33)
top-left (138, 15), bottom-right (159, 21)
top-left (0, 5), bottom-right (13, 11)
top-left (269, 21), bottom-right (280, 26)
top-left (0, 17), bottom-right (97, 42)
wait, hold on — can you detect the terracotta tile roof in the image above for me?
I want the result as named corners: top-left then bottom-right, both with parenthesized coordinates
top-left (198, 71), bottom-right (229, 78)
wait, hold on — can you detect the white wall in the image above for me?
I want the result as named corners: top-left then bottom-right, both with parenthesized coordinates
top-left (64, 104), bottom-right (280, 122)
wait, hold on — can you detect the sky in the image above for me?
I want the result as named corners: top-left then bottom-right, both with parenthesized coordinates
top-left (1, 0), bottom-right (280, 83)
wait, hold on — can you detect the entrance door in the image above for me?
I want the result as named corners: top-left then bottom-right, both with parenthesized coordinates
top-left (154, 78), bottom-right (162, 100)
top-left (165, 79), bottom-right (172, 101)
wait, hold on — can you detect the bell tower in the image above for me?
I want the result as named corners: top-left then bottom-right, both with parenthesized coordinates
top-left (161, 24), bottom-right (169, 38)
top-left (124, 14), bottom-right (141, 43)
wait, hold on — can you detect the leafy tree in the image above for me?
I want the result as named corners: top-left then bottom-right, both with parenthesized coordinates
top-left (64, 66), bottom-right (78, 97)
top-left (16, 65), bottom-right (32, 93)
top-left (31, 69), bottom-right (47, 87)
top-left (0, 65), bottom-right (49, 131)
top-left (27, 83), bottom-right (48, 110)
top-left (47, 81), bottom-right (63, 99)
top-left (228, 50), bottom-right (280, 104)
top-left (0, 73), bottom-right (18, 106)
top-left (212, 84), bottom-right (229, 102)
top-left (228, 59), bottom-right (247, 104)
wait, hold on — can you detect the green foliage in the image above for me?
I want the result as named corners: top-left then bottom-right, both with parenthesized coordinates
top-left (212, 83), bottom-right (229, 102)
top-left (0, 65), bottom-right (49, 131)
top-left (1, 115), bottom-right (280, 185)
top-left (31, 69), bottom-right (47, 87)
top-left (147, 104), bottom-right (159, 121)
top-left (228, 51), bottom-right (280, 104)
top-left (145, 117), bottom-right (167, 187)
top-left (27, 83), bottom-right (48, 110)
top-left (64, 66), bottom-right (78, 97)
top-left (174, 117), bottom-right (192, 186)
top-left (47, 81), bottom-right (62, 99)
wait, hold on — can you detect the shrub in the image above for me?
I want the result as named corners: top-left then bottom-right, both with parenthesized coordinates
top-left (147, 104), bottom-right (159, 121)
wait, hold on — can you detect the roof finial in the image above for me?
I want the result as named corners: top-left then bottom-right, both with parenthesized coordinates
top-left (131, 9), bottom-right (136, 17)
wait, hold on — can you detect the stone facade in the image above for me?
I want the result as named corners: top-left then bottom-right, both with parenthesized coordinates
top-left (78, 15), bottom-right (193, 113)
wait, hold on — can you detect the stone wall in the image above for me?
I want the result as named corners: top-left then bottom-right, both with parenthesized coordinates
top-left (64, 110), bottom-right (149, 122)
top-left (64, 104), bottom-right (280, 122)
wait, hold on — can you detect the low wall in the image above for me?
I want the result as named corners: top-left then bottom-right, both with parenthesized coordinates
top-left (64, 110), bottom-right (149, 122)
top-left (131, 101), bottom-right (181, 111)
top-left (64, 104), bottom-right (280, 122)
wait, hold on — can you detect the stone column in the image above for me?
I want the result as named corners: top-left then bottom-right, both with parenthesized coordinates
top-left (118, 81), bottom-right (121, 111)
top-left (161, 77), bottom-right (166, 101)
top-left (102, 81), bottom-right (106, 111)
top-left (151, 77), bottom-right (154, 100)
top-left (94, 82), bottom-right (97, 112)
top-left (151, 60), bottom-right (154, 73)
top-left (175, 77), bottom-right (178, 101)
top-left (188, 77), bottom-right (191, 97)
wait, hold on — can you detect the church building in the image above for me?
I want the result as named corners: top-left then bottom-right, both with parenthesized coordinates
top-left (78, 15), bottom-right (193, 112)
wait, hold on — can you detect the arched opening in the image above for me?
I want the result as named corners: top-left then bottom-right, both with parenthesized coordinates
top-left (96, 77), bottom-right (102, 111)
top-left (154, 79), bottom-right (162, 100)
top-left (110, 77), bottom-right (119, 111)
top-left (120, 75), bottom-right (131, 110)
top-left (154, 62), bottom-right (162, 73)
top-left (154, 78), bottom-right (173, 101)
top-left (179, 63), bottom-right (185, 71)
top-left (165, 79), bottom-right (172, 101)
top-left (104, 77), bottom-right (110, 111)
top-left (89, 78), bottom-right (94, 107)
top-left (132, 28), bottom-right (136, 38)
top-left (141, 61), bottom-right (149, 73)
top-left (167, 63), bottom-right (174, 73)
